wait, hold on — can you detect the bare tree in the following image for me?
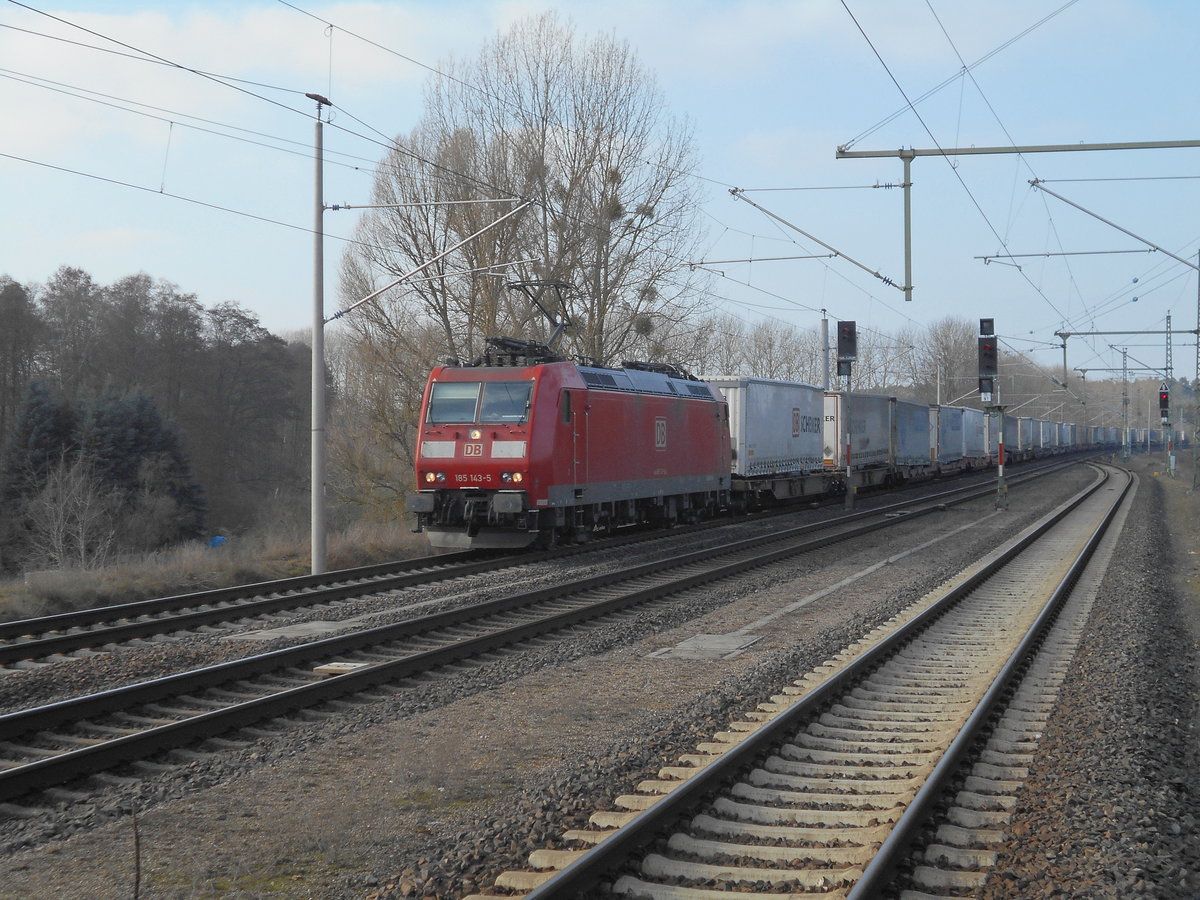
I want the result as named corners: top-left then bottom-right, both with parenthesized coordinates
top-left (37, 266), bottom-right (104, 396)
top-left (893, 317), bottom-right (977, 403)
top-left (340, 11), bottom-right (707, 366)
top-left (324, 319), bottom-right (444, 518)
top-left (22, 456), bottom-right (121, 570)
top-left (332, 12), bottom-right (710, 507)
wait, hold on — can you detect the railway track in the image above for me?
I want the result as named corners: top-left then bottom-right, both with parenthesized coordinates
top-left (0, 459), bottom-right (1080, 668)
top-left (0, 462), bottom-right (1084, 809)
top-left (0, 549), bottom-right (499, 666)
top-left (460, 464), bottom-right (1133, 899)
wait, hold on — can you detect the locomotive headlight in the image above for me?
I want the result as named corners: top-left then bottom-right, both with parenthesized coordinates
top-left (469, 428), bottom-right (482, 440)
top-left (512, 472), bottom-right (524, 483)
top-left (501, 472), bottom-right (512, 482)
top-left (424, 471), bottom-right (446, 483)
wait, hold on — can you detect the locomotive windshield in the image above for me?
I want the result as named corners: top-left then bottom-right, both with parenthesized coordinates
top-left (427, 380), bottom-right (532, 424)
top-left (479, 381), bottom-right (532, 422)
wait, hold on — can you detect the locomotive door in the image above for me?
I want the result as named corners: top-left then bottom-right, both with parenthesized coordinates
top-left (562, 389), bottom-right (584, 488)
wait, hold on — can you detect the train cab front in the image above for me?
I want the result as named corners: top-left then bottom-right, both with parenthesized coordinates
top-left (407, 368), bottom-right (543, 550)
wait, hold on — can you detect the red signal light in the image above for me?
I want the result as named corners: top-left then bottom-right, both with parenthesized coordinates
top-left (978, 338), bottom-right (998, 377)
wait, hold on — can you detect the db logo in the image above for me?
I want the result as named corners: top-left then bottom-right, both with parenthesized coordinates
top-left (463, 443), bottom-right (484, 457)
top-left (654, 417), bottom-right (668, 449)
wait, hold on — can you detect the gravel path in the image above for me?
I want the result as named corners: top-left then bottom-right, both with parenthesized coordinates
top-left (1, 460), bottom-right (1192, 900)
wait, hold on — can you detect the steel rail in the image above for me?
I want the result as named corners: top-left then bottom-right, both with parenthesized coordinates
top-left (0, 490), bottom-right (954, 735)
top-left (0, 458), bottom-right (1082, 665)
top-left (0, 552), bottom-right (511, 665)
top-left (0, 464), bottom-right (1077, 803)
top-left (847, 466), bottom-right (1133, 897)
top-left (0, 549), bottom-right (482, 640)
top-left (519, 466), bottom-right (1122, 898)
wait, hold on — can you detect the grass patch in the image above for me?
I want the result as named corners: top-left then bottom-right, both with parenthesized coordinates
top-left (0, 519), bottom-right (431, 621)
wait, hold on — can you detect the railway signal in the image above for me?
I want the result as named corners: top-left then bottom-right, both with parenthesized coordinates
top-left (978, 337), bottom-right (998, 377)
top-left (978, 335), bottom-right (998, 399)
top-left (1159, 383), bottom-right (1169, 420)
top-left (837, 320), bottom-right (857, 361)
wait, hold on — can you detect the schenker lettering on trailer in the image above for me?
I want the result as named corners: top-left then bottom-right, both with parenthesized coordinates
top-left (792, 409), bottom-right (821, 437)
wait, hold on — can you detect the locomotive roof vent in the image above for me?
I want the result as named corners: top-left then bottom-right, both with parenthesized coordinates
top-left (621, 360), bottom-right (700, 381)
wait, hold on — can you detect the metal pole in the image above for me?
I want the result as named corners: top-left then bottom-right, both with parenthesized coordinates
top-left (843, 374), bottom-right (855, 510)
top-left (902, 153), bottom-right (913, 302)
top-left (308, 92), bottom-right (331, 575)
top-left (1194, 251), bottom-right (1199, 488)
top-left (1121, 348), bottom-right (1130, 461)
top-left (821, 312), bottom-right (830, 390)
top-left (995, 403), bottom-right (1008, 510)
top-left (1165, 313), bottom-right (1174, 475)
top-left (1061, 336), bottom-right (1069, 393)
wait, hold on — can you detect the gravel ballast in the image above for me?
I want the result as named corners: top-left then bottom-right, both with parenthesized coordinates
top-left (968, 458), bottom-right (1199, 899)
top-left (0, 460), bottom-right (1194, 900)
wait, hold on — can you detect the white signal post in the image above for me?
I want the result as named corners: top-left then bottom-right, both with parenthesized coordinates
top-left (993, 403), bottom-right (1008, 510)
top-left (843, 370), bottom-right (854, 511)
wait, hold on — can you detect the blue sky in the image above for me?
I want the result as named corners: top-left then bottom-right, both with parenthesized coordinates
top-left (2, 0), bottom-right (1198, 381)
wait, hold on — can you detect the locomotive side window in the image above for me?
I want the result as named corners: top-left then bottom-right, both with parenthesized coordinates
top-left (428, 382), bottom-right (481, 423)
top-left (560, 390), bottom-right (571, 423)
top-left (480, 381), bottom-right (533, 422)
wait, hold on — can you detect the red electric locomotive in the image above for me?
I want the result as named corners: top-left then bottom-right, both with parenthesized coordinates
top-left (407, 337), bottom-right (732, 549)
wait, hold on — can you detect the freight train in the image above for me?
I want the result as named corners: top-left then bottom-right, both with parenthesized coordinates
top-left (407, 338), bottom-right (1121, 550)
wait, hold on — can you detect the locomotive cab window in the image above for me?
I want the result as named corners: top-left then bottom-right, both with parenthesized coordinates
top-left (427, 382), bottom-right (481, 423)
top-left (479, 381), bottom-right (533, 423)
top-left (428, 380), bottom-right (532, 423)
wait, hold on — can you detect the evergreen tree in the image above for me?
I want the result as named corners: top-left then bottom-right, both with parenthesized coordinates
top-left (0, 384), bottom-right (206, 570)
top-left (78, 391), bottom-right (206, 546)
top-left (0, 277), bottom-right (44, 441)
top-left (0, 382), bottom-right (78, 569)
top-left (1, 381), bottom-right (78, 504)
